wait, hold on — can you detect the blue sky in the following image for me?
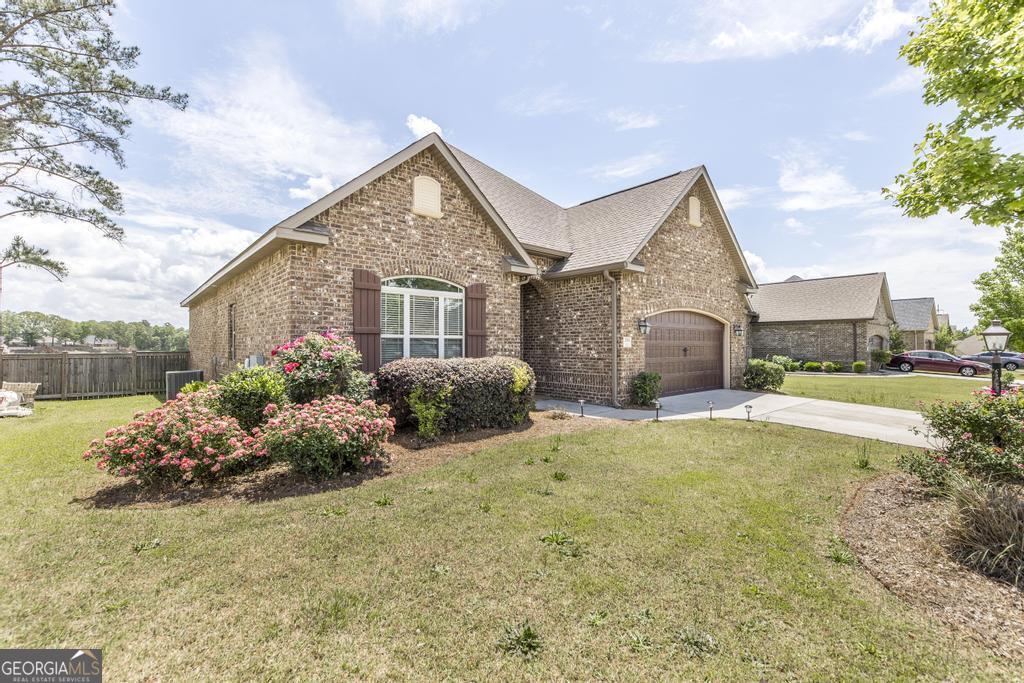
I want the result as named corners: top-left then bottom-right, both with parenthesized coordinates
top-left (0, 0), bottom-right (1002, 328)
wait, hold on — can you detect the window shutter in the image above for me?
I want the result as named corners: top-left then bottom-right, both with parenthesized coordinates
top-left (352, 269), bottom-right (381, 372)
top-left (465, 283), bottom-right (486, 357)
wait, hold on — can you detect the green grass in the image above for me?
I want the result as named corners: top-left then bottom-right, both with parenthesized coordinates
top-left (0, 398), bottom-right (1017, 679)
top-left (782, 373), bottom-right (989, 411)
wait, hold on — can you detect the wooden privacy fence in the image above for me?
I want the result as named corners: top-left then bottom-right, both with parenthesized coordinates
top-left (0, 352), bottom-right (190, 399)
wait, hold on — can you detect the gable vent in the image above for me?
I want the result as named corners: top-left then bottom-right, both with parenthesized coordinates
top-left (412, 175), bottom-right (442, 218)
top-left (688, 195), bottom-right (702, 227)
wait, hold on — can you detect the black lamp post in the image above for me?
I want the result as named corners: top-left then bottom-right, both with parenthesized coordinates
top-left (981, 318), bottom-right (1011, 395)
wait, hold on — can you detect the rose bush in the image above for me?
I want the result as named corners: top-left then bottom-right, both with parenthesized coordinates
top-left (256, 396), bottom-right (394, 479)
top-left (270, 330), bottom-right (362, 403)
top-left (83, 387), bottom-right (265, 485)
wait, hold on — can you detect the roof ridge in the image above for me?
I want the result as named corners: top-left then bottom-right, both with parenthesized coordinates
top-left (759, 272), bottom-right (883, 286)
top-left (572, 169), bottom-right (700, 207)
top-left (892, 296), bottom-right (935, 302)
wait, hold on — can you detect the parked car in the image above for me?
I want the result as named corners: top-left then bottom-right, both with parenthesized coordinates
top-left (958, 350), bottom-right (1024, 371)
top-left (888, 350), bottom-right (991, 377)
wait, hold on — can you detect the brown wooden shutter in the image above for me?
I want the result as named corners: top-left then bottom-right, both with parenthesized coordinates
top-left (465, 283), bottom-right (487, 358)
top-left (352, 269), bottom-right (381, 372)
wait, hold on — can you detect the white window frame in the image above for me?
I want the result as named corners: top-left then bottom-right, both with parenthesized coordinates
top-left (381, 277), bottom-right (464, 361)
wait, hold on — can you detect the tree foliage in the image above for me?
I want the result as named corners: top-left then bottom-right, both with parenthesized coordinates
top-left (972, 230), bottom-right (1024, 350)
top-left (1, 234), bottom-right (66, 278)
top-left (0, 0), bottom-right (187, 239)
top-left (888, 324), bottom-right (907, 354)
top-left (884, 1), bottom-right (1024, 230)
top-left (1, 309), bottom-right (187, 349)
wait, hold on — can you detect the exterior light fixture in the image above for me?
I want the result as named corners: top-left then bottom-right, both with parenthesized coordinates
top-left (982, 318), bottom-right (1012, 395)
top-left (578, 399), bottom-right (585, 416)
top-left (733, 323), bottom-right (744, 337)
top-left (707, 400), bottom-right (714, 420)
top-left (653, 399), bottom-right (661, 422)
top-left (638, 318), bottom-right (652, 335)
top-left (745, 404), bottom-right (753, 421)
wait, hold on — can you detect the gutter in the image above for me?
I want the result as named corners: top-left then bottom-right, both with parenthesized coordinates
top-left (603, 269), bottom-right (619, 406)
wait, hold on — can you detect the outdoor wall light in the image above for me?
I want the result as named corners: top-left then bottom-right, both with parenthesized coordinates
top-left (638, 318), bottom-right (652, 335)
top-left (707, 400), bottom-right (714, 420)
top-left (745, 404), bottom-right (753, 421)
top-left (577, 399), bottom-right (585, 416)
top-left (733, 323), bottom-right (744, 337)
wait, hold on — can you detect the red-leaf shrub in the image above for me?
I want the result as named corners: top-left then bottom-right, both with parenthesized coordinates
top-left (83, 387), bottom-right (266, 485)
top-left (270, 330), bottom-right (363, 403)
top-left (255, 396), bottom-right (394, 479)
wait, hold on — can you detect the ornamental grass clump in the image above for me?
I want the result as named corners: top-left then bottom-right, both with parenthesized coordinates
top-left (83, 387), bottom-right (264, 485)
top-left (256, 396), bottom-right (395, 479)
top-left (270, 330), bottom-right (363, 403)
top-left (944, 475), bottom-right (1024, 587)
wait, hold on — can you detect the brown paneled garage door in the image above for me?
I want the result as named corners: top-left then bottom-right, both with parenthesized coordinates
top-left (645, 311), bottom-right (724, 395)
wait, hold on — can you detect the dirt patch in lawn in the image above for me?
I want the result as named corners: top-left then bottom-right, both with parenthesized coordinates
top-left (76, 411), bottom-right (627, 510)
top-left (841, 472), bottom-right (1024, 660)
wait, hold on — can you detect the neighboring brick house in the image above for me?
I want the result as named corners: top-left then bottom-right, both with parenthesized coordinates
top-left (749, 273), bottom-right (895, 366)
top-left (183, 133), bottom-right (757, 404)
top-left (892, 297), bottom-right (939, 350)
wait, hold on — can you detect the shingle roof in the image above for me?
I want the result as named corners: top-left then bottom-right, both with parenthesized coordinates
top-left (450, 144), bottom-right (729, 277)
top-left (750, 273), bottom-right (888, 322)
top-left (892, 297), bottom-right (937, 331)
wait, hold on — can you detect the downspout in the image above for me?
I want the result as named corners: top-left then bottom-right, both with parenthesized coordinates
top-left (603, 269), bottom-right (619, 406)
top-left (853, 322), bottom-right (859, 363)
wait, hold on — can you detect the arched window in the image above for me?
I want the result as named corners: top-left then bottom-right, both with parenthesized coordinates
top-left (381, 277), bottom-right (464, 363)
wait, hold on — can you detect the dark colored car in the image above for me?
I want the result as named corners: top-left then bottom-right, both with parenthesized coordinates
top-left (958, 350), bottom-right (1023, 371)
top-left (888, 350), bottom-right (991, 377)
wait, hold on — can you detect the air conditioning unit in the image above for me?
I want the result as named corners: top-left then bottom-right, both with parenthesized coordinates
top-left (165, 369), bottom-right (204, 400)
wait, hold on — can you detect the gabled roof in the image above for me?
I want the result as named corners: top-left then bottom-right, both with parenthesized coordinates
top-left (892, 297), bottom-right (938, 331)
top-left (183, 134), bottom-right (757, 305)
top-left (750, 272), bottom-right (894, 323)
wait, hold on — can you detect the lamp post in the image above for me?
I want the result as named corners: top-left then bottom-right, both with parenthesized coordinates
top-left (981, 319), bottom-right (1011, 395)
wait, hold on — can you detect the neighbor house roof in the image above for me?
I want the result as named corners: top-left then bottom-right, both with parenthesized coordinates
top-left (182, 133), bottom-right (756, 305)
top-left (750, 272), bottom-right (894, 323)
top-left (892, 297), bottom-right (938, 331)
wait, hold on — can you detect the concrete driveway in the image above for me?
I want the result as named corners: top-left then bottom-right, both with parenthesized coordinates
top-left (536, 389), bottom-right (930, 448)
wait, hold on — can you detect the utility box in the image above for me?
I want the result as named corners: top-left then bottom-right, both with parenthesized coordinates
top-left (166, 369), bottom-right (203, 400)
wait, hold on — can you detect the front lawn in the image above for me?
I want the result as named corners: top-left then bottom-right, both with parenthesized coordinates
top-left (0, 398), bottom-right (1015, 679)
top-left (782, 373), bottom-right (989, 411)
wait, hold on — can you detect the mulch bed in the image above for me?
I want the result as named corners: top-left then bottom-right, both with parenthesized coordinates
top-left (76, 411), bottom-right (629, 510)
top-left (841, 472), bottom-right (1024, 660)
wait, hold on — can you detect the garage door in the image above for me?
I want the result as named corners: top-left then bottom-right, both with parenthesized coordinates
top-left (645, 311), bottom-right (724, 395)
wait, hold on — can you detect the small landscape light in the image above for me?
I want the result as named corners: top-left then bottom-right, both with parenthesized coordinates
top-left (653, 399), bottom-right (661, 421)
top-left (707, 400), bottom-right (714, 420)
top-left (578, 398), bottom-right (585, 416)
top-left (745, 404), bottom-right (753, 421)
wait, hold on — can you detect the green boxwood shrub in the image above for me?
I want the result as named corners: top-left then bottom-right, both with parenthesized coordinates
top-left (179, 380), bottom-right (208, 395)
top-left (216, 365), bottom-right (287, 432)
top-left (823, 361), bottom-right (843, 373)
top-left (870, 349), bottom-right (892, 367)
top-left (852, 361), bottom-right (867, 373)
top-left (802, 361), bottom-right (823, 372)
top-left (375, 357), bottom-right (535, 433)
top-left (630, 371), bottom-right (662, 406)
top-left (743, 359), bottom-right (785, 392)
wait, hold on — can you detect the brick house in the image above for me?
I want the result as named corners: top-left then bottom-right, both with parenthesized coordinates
top-left (749, 273), bottom-right (895, 365)
top-left (892, 297), bottom-right (939, 350)
top-left (183, 134), bottom-right (757, 404)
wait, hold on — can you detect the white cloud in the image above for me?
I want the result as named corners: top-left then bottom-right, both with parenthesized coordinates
top-left (743, 249), bottom-right (770, 280)
top-left (871, 68), bottom-right (923, 97)
top-left (340, 0), bottom-right (494, 33)
top-left (775, 144), bottom-right (879, 211)
top-left (842, 130), bottom-right (872, 142)
top-left (405, 113), bottom-right (443, 138)
top-left (783, 217), bottom-right (815, 235)
top-left (288, 175), bottom-right (337, 202)
top-left (603, 107), bottom-right (660, 131)
top-left (586, 152), bottom-right (666, 181)
top-left (136, 40), bottom-right (388, 221)
top-left (644, 0), bottom-right (921, 63)
top-left (503, 86), bottom-right (588, 117)
top-left (716, 185), bottom-right (768, 210)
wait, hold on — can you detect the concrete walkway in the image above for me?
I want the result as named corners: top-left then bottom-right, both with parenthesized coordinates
top-left (537, 389), bottom-right (930, 448)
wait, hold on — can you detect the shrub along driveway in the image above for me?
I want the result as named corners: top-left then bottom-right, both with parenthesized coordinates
top-left (0, 398), bottom-right (1017, 679)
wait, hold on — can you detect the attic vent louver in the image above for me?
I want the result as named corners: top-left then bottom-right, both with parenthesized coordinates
top-left (412, 175), bottom-right (442, 218)
top-left (688, 195), bottom-right (701, 227)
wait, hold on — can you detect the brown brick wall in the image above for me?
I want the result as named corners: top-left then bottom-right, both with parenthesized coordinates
top-left (188, 148), bottom-right (524, 376)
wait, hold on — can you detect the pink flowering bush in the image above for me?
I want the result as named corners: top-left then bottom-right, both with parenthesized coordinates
top-left (255, 396), bottom-right (394, 479)
top-left (83, 387), bottom-right (266, 486)
top-left (908, 386), bottom-right (1024, 486)
top-left (270, 330), bottom-right (363, 403)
